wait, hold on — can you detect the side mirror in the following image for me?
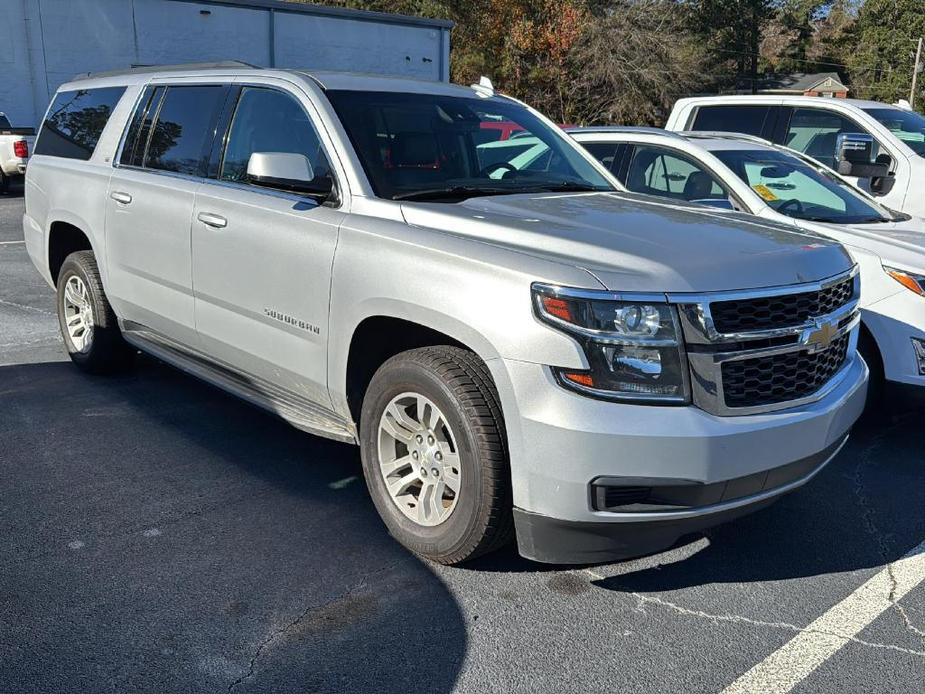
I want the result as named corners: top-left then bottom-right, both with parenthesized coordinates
top-left (246, 152), bottom-right (333, 199)
top-left (835, 133), bottom-right (890, 179)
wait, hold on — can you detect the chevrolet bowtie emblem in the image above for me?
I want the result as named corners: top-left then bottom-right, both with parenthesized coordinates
top-left (804, 319), bottom-right (838, 352)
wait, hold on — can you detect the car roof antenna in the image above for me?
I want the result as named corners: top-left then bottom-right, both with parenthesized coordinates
top-left (471, 76), bottom-right (495, 97)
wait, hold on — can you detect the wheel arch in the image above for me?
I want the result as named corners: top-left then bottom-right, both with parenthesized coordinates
top-left (335, 306), bottom-right (504, 429)
top-left (47, 215), bottom-right (99, 285)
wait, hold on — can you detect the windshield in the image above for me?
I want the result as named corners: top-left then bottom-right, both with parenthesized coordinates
top-left (325, 90), bottom-right (613, 201)
top-left (863, 107), bottom-right (925, 157)
top-left (712, 149), bottom-right (893, 224)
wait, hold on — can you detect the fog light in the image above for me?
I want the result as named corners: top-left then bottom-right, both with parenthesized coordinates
top-left (913, 338), bottom-right (925, 375)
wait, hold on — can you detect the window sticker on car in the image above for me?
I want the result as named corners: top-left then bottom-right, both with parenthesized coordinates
top-left (752, 184), bottom-right (779, 202)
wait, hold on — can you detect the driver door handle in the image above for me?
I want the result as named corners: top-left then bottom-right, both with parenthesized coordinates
top-left (197, 212), bottom-right (227, 229)
top-left (110, 191), bottom-right (132, 205)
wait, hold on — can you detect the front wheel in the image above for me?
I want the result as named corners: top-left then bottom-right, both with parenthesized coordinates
top-left (359, 346), bottom-right (514, 565)
top-left (56, 251), bottom-right (135, 373)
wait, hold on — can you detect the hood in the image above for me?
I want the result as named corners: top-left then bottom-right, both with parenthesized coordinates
top-left (804, 215), bottom-right (925, 275)
top-left (400, 191), bottom-right (852, 293)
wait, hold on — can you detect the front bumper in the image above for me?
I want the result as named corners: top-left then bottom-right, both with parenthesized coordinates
top-left (490, 355), bottom-right (868, 564)
top-left (862, 292), bottom-right (925, 388)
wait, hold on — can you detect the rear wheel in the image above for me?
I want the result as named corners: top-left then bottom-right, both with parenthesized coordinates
top-left (56, 251), bottom-right (135, 373)
top-left (359, 346), bottom-right (514, 565)
top-left (0, 171), bottom-right (8, 195)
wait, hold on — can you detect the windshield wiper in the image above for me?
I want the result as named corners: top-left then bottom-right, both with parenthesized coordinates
top-left (393, 186), bottom-right (512, 202)
top-left (517, 181), bottom-right (609, 193)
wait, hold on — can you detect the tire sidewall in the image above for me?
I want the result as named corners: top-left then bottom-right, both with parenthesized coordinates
top-left (360, 358), bottom-right (488, 560)
top-left (56, 255), bottom-right (104, 366)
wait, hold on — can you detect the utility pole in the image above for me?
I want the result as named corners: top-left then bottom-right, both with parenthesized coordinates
top-left (912, 37), bottom-right (924, 110)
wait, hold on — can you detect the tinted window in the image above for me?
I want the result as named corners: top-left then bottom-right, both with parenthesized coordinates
top-left (144, 86), bottom-right (226, 176)
top-left (325, 90), bottom-right (612, 200)
top-left (0, 114), bottom-right (11, 129)
top-left (785, 108), bottom-right (868, 169)
top-left (220, 87), bottom-right (330, 184)
top-left (691, 105), bottom-right (773, 138)
top-left (625, 145), bottom-right (727, 202)
top-left (119, 86), bottom-right (162, 167)
top-left (581, 142), bottom-right (623, 173)
top-left (35, 87), bottom-right (126, 160)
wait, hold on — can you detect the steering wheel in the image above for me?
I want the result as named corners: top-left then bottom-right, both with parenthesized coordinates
top-left (778, 198), bottom-right (805, 215)
top-left (479, 161), bottom-right (519, 179)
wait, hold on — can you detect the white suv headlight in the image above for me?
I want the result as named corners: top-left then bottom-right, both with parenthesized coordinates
top-left (884, 266), bottom-right (925, 296)
top-left (532, 283), bottom-right (690, 403)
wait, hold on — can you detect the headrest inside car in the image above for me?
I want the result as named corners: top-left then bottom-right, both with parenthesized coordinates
top-left (392, 132), bottom-right (439, 168)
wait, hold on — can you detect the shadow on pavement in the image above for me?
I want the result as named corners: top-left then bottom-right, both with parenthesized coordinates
top-left (0, 358), bottom-right (466, 694)
top-left (593, 410), bottom-right (925, 594)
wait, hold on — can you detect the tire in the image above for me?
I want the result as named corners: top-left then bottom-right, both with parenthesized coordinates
top-left (0, 171), bottom-right (8, 195)
top-left (56, 251), bottom-right (135, 373)
top-left (856, 325), bottom-right (888, 426)
top-left (359, 346), bottom-right (514, 565)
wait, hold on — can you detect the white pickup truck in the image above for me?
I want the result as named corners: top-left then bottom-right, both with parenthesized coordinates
top-left (666, 96), bottom-right (925, 218)
top-left (0, 112), bottom-right (35, 193)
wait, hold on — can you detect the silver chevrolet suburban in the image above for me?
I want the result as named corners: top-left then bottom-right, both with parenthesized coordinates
top-left (24, 65), bottom-right (868, 565)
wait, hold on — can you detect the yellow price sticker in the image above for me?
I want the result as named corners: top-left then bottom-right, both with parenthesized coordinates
top-left (752, 184), bottom-right (779, 202)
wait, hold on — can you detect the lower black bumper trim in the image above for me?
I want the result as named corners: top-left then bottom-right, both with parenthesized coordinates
top-left (514, 496), bottom-right (780, 565)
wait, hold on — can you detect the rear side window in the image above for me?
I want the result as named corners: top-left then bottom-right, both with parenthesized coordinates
top-left (691, 105), bottom-right (773, 138)
top-left (581, 142), bottom-right (624, 174)
top-left (144, 86), bottom-right (226, 176)
top-left (120, 86), bottom-right (163, 167)
top-left (0, 114), bottom-right (11, 129)
top-left (35, 87), bottom-right (127, 160)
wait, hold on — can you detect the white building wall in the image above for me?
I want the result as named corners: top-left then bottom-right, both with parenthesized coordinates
top-left (1, 0), bottom-right (452, 128)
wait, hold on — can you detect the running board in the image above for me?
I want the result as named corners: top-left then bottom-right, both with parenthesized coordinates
top-left (121, 323), bottom-right (357, 444)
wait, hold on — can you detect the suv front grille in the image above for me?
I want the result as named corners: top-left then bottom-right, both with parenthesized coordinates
top-left (721, 333), bottom-right (850, 409)
top-left (710, 277), bottom-right (854, 334)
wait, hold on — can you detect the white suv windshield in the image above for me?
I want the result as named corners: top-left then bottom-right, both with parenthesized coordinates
top-left (325, 90), bottom-right (613, 201)
top-left (864, 107), bottom-right (925, 157)
top-left (712, 149), bottom-right (895, 224)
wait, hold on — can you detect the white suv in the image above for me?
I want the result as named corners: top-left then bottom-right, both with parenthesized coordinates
top-left (571, 127), bottom-right (925, 407)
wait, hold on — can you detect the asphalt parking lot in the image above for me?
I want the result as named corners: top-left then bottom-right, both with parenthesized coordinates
top-left (1, 186), bottom-right (924, 694)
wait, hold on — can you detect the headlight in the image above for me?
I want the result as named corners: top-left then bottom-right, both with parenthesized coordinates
top-left (532, 283), bottom-right (690, 403)
top-left (884, 266), bottom-right (925, 296)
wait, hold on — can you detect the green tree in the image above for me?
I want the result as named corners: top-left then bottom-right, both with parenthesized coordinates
top-left (690, 0), bottom-right (779, 93)
top-left (847, 0), bottom-right (925, 105)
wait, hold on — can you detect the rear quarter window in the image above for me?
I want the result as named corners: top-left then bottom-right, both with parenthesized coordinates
top-left (35, 87), bottom-right (127, 160)
top-left (691, 105), bottom-right (773, 138)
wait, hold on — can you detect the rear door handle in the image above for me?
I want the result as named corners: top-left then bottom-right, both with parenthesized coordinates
top-left (197, 212), bottom-right (227, 229)
top-left (110, 191), bottom-right (132, 205)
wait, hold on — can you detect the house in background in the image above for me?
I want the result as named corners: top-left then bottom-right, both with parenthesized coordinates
top-left (755, 72), bottom-right (851, 98)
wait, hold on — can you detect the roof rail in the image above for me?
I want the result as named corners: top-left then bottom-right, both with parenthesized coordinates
top-left (72, 60), bottom-right (259, 82)
top-left (680, 130), bottom-right (774, 147)
top-left (565, 126), bottom-right (685, 138)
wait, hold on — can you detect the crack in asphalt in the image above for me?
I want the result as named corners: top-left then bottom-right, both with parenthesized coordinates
top-left (226, 559), bottom-right (406, 693)
top-left (851, 416), bottom-right (925, 650)
top-left (0, 297), bottom-right (55, 316)
top-left (630, 592), bottom-right (925, 658)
